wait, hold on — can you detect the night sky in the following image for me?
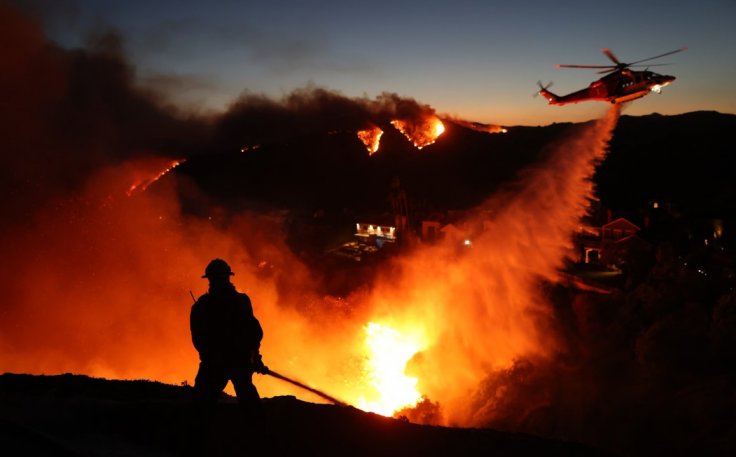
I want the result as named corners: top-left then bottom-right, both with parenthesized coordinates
top-left (23, 0), bottom-right (736, 126)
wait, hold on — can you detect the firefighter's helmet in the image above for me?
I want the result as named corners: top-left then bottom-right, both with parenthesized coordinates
top-left (202, 258), bottom-right (235, 278)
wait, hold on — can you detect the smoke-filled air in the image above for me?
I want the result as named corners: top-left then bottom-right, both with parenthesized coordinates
top-left (11, 5), bottom-right (733, 456)
top-left (0, 2), bottom-right (618, 421)
top-left (367, 106), bottom-right (620, 424)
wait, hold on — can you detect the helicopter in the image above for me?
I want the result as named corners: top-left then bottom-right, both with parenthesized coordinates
top-left (537, 47), bottom-right (686, 105)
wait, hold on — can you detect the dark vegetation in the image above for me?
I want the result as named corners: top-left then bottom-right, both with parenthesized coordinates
top-left (178, 111), bottom-right (736, 218)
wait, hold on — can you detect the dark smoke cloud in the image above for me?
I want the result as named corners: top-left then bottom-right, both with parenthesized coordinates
top-left (1, 4), bottom-right (440, 203)
top-left (0, 0), bottom-right (325, 398)
top-left (213, 86), bottom-right (439, 151)
top-left (0, 2), bottom-right (440, 403)
top-left (2, 6), bottom-right (734, 457)
top-left (0, 4), bottom-right (207, 224)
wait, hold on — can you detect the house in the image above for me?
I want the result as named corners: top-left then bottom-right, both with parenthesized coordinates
top-left (602, 218), bottom-right (640, 241)
top-left (355, 222), bottom-right (397, 242)
top-left (577, 217), bottom-right (646, 266)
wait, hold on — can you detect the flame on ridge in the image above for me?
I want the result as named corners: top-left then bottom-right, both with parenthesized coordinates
top-left (126, 159), bottom-right (184, 196)
top-left (357, 126), bottom-right (384, 155)
top-left (391, 116), bottom-right (445, 149)
top-left (0, 91), bottom-right (621, 430)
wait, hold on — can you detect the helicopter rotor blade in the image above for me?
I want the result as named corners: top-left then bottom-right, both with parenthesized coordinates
top-left (601, 48), bottom-right (621, 65)
top-left (629, 63), bottom-right (672, 68)
top-left (628, 47), bottom-right (687, 66)
top-left (555, 64), bottom-right (614, 69)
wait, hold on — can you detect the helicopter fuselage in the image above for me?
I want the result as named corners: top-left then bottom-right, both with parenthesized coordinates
top-left (539, 70), bottom-right (676, 105)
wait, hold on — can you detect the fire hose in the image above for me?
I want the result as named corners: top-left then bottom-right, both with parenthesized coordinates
top-left (260, 368), bottom-right (349, 407)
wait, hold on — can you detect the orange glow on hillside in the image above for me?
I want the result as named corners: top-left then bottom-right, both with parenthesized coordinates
top-left (0, 106), bottom-right (621, 427)
top-left (391, 116), bottom-right (445, 149)
top-left (126, 158), bottom-right (184, 196)
top-left (357, 126), bottom-right (384, 155)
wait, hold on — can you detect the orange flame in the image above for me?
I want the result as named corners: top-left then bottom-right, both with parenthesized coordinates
top-left (356, 322), bottom-right (427, 415)
top-left (341, 106), bottom-right (621, 421)
top-left (0, 107), bottom-right (621, 430)
top-left (126, 158), bottom-right (184, 196)
top-left (391, 116), bottom-right (445, 149)
top-left (357, 126), bottom-right (384, 155)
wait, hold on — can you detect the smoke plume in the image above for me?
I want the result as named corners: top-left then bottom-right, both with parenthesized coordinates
top-left (0, 4), bottom-right (453, 403)
top-left (0, 4), bottom-right (207, 225)
top-left (214, 87), bottom-right (443, 152)
top-left (3, 6), bottom-right (733, 457)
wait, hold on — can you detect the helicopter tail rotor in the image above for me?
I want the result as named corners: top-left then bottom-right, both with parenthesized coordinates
top-left (533, 80), bottom-right (553, 97)
top-left (535, 81), bottom-right (558, 104)
top-left (532, 81), bottom-right (554, 97)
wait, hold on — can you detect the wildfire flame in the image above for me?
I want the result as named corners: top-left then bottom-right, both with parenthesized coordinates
top-left (357, 322), bottom-right (426, 416)
top-left (126, 159), bottom-right (184, 196)
top-left (343, 106), bottom-right (621, 421)
top-left (357, 126), bottom-right (384, 155)
top-left (391, 116), bottom-right (445, 149)
top-left (1, 102), bottom-right (622, 430)
top-left (1, 6), bottom-right (643, 437)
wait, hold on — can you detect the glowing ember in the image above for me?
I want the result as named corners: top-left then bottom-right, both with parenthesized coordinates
top-left (357, 322), bottom-right (426, 416)
top-left (357, 126), bottom-right (384, 155)
top-left (391, 116), bottom-right (445, 149)
top-left (126, 159), bottom-right (184, 196)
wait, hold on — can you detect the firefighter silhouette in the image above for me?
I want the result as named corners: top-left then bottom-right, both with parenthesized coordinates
top-left (189, 258), bottom-right (268, 442)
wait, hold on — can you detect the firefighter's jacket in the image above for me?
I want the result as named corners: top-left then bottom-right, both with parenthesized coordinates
top-left (190, 283), bottom-right (263, 364)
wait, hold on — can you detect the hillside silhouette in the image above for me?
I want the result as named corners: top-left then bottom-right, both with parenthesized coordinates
top-left (176, 111), bottom-right (736, 220)
top-left (0, 373), bottom-right (608, 457)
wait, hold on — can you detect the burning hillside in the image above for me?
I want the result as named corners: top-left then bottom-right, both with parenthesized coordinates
top-left (213, 82), bottom-right (507, 158)
top-left (0, 85), bottom-right (619, 429)
top-left (357, 125), bottom-right (383, 155)
top-left (390, 116), bottom-right (446, 149)
top-left (126, 158), bottom-right (185, 196)
top-left (1, 0), bottom-right (596, 410)
top-left (3, 6), bottom-right (736, 457)
top-left (357, 114), bottom-right (454, 154)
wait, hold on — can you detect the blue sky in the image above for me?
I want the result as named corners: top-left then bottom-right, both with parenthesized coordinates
top-left (30, 0), bottom-right (736, 125)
